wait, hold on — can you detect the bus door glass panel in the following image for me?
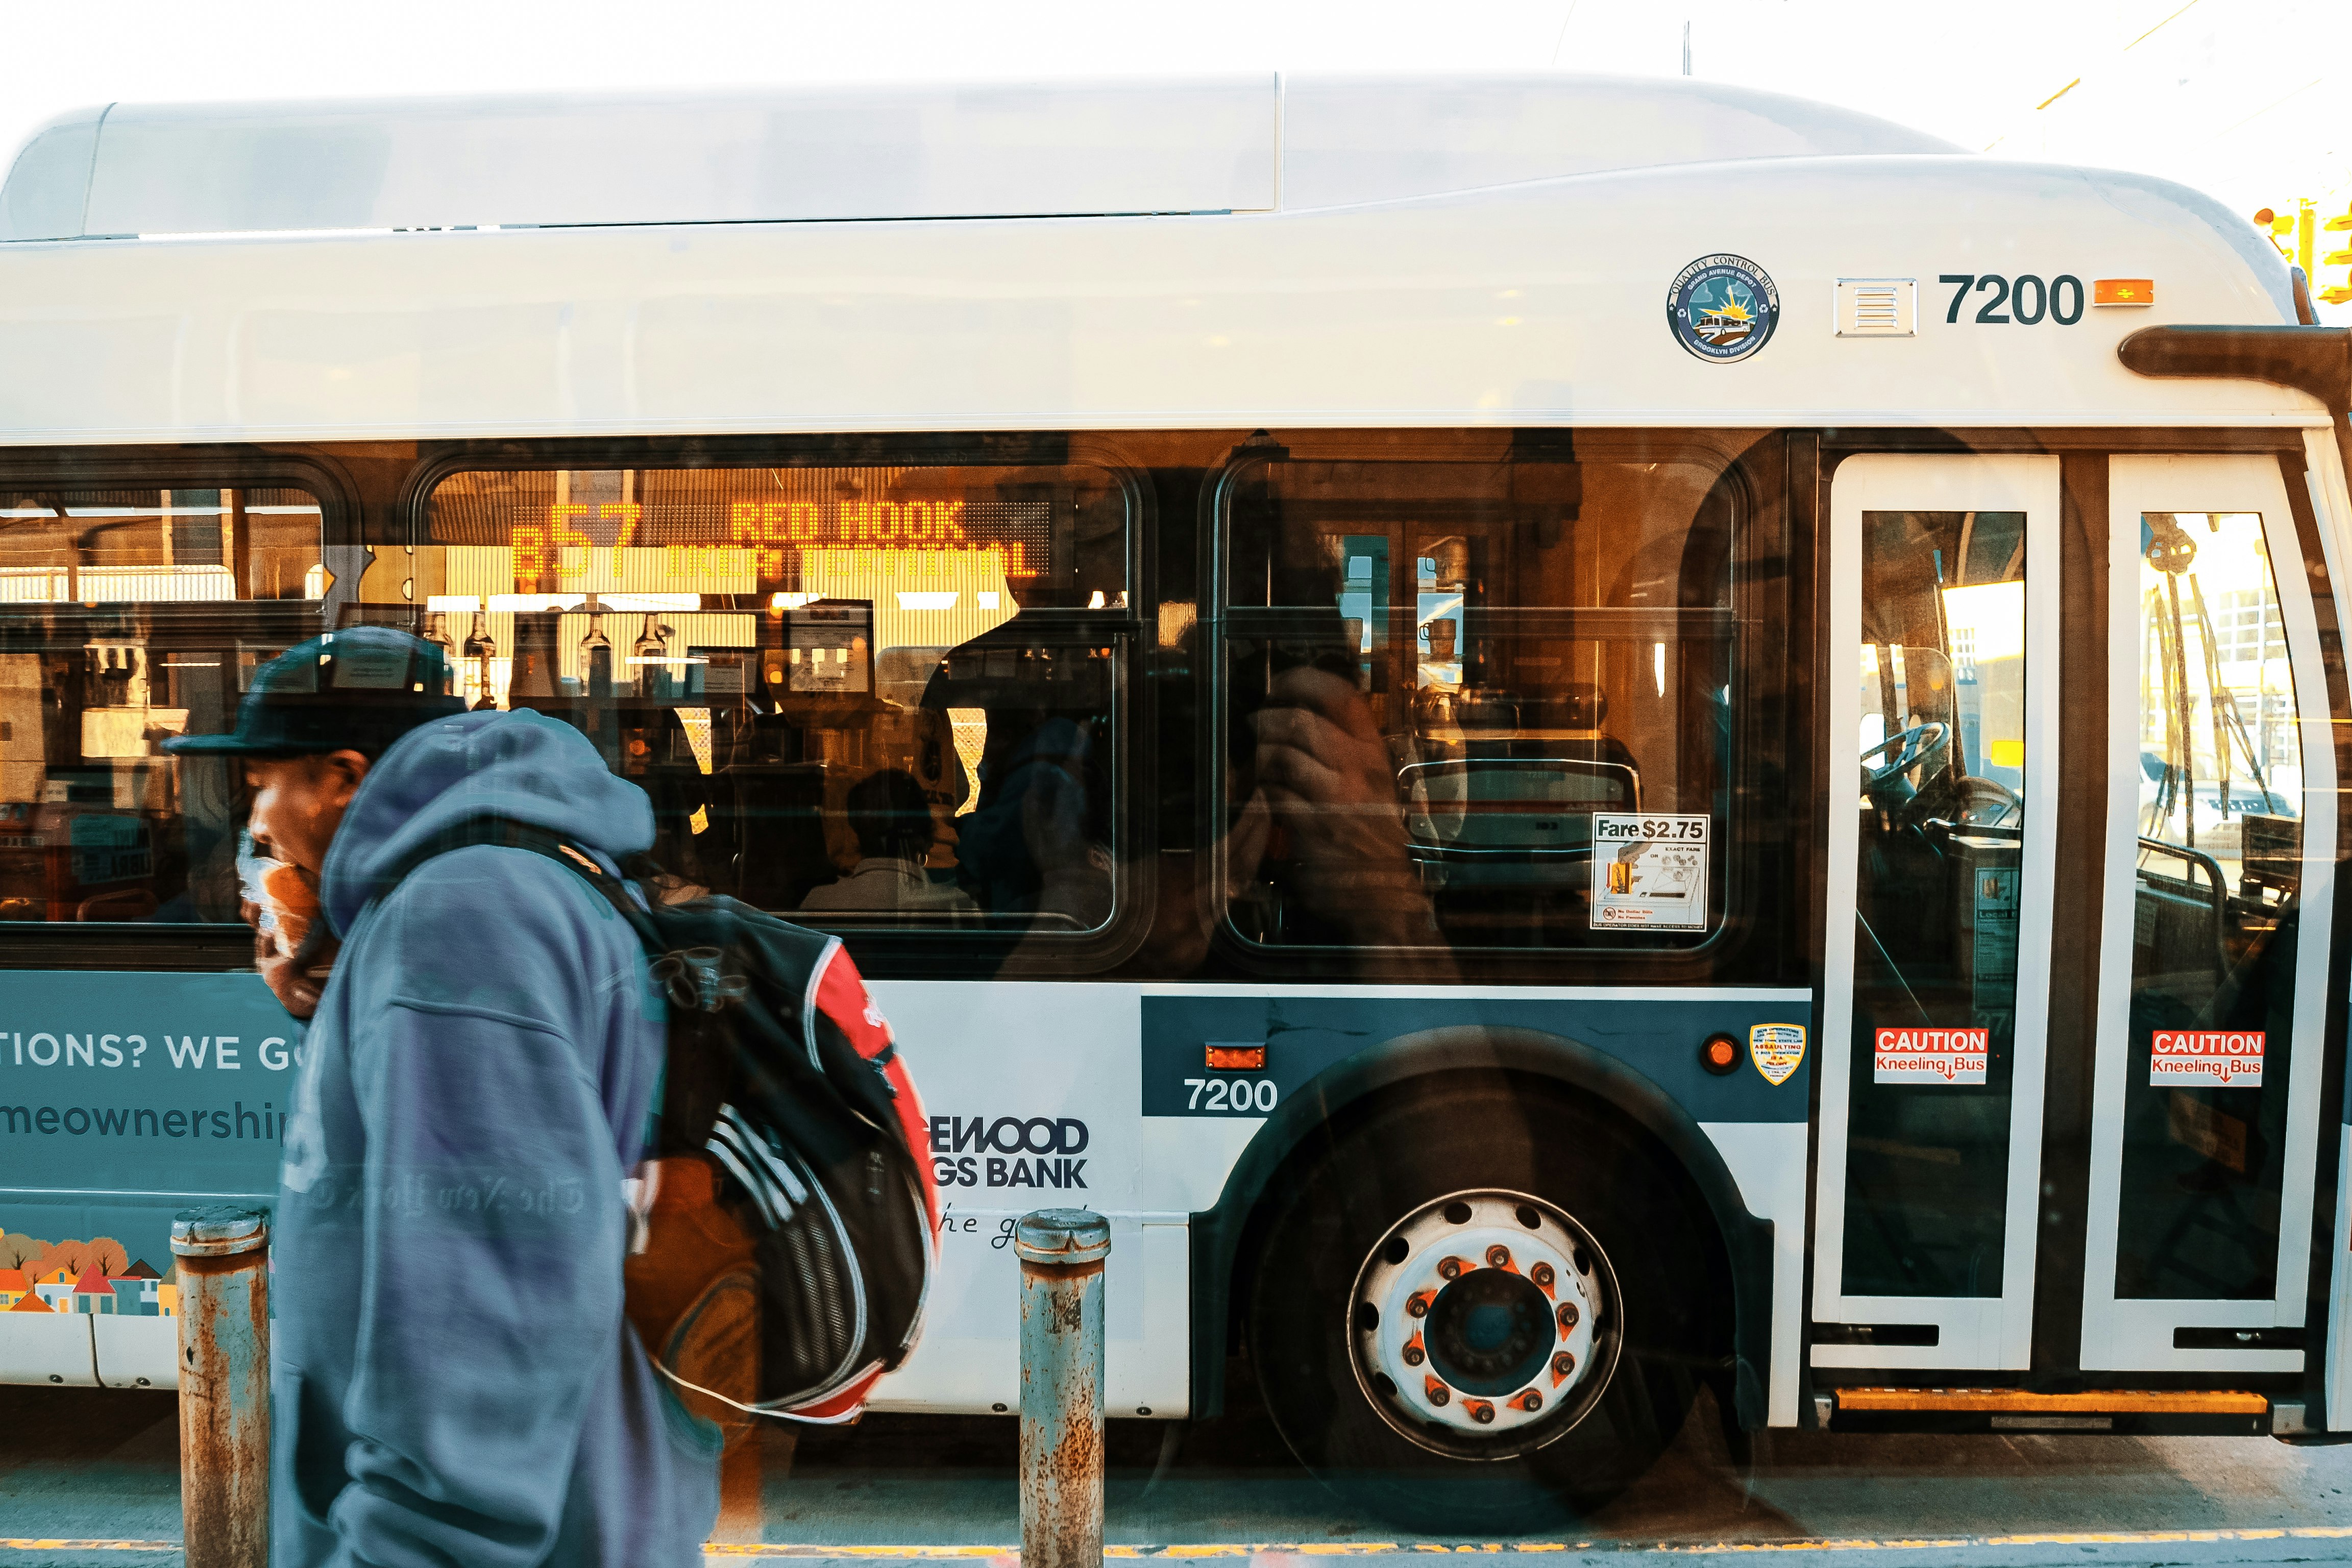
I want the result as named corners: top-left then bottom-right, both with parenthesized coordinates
top-left (1817, 455), bottom-right (2057, 1371)
top-left (0, 483), bottom-right (328, 924)
top-left (2084, 456), bottom-right (2335, 1372)
top-left (1213, 435), bottom-right (1740, 957)
top-left (416, 459), bottom-right (1131, 939)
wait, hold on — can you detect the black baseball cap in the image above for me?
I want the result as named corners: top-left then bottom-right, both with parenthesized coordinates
top-left (162, 627), bottom-right (465, 759)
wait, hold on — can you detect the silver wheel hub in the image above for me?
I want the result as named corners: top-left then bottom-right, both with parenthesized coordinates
top-left (1350, 1190), bottom-right (1616, 1455)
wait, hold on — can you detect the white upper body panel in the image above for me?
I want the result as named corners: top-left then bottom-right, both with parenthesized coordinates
top-left (2, 74), bottom-right (1953, 236)
top-left (0, 77), bottom-right (2311, 444)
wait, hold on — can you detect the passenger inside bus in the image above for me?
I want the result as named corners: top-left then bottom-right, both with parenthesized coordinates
top-left (797, 767), bottom-right (978, 916)
top-left (929, 701), bottom-right (1113, 929)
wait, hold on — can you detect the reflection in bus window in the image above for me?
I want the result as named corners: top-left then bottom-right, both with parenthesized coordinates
top-left (1217, 438), bottom-right (1736, 952)
top-left (2117, 511), bottom-right (2301, 1300)
top-left (0, 486), bottom-right (327, 923)
top-left (417, 463), bottom-right (1128, 935)
top-left (1842, 509), bottom-right (2027, 1299)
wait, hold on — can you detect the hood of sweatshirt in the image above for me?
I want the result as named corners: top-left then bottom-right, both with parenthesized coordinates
top-left (319, 708), bottom-right (655, 938)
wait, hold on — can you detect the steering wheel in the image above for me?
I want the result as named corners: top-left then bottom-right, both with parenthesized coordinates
top-left (1859, 721), bottom-right (1950, 794)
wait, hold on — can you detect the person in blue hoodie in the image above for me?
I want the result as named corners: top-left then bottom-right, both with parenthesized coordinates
top-left (164, 626), bottom-right (720, 1568)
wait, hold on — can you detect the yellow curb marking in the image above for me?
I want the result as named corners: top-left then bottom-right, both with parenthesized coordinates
top-left (683, 1527), bottom-right (2352, 1560)
top-left (24, 1528), bottom-right (2352, 1559)
top-left (0, 1546), bottom-right (182, 1554)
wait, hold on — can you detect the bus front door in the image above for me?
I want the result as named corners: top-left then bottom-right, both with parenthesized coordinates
top-left (2080, 454), bottom-right (2337, 1382)
top-left (1816, 453), bottom-right (2060, 1373)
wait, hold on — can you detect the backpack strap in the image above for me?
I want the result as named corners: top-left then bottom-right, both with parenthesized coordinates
top-left (371, 815), bottom-right (652, 937)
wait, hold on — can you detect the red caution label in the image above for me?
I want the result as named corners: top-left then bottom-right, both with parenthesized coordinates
top-left (1873, 1026), bottom-right (1990, 1085)
top-left (2150, 1030), bottom-right (2265, 1087)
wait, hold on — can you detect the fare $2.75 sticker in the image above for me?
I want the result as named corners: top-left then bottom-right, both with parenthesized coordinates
top-left (1588, 814), bottom-right (1709, 930)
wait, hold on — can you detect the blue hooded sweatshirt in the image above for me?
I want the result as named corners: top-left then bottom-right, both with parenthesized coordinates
top-left (272, 708), bottom-right (720, 1568)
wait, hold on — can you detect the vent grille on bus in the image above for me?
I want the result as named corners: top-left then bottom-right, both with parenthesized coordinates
top-left (1835, 277), bottom-right (1917, 336)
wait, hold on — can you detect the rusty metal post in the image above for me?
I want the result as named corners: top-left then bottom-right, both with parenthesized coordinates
top-left (173, 1205), bottom-right (270, 1568)
top-left (1017, 1208), bottom-right (1111, 1568)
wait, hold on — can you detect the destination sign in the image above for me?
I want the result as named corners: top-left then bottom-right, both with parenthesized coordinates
top-left (505, 499), bottom-right (1049, 591)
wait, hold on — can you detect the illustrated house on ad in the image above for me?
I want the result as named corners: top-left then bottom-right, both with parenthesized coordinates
top-left (110, 1259), bottom-right (164, 1316)
top-left (32, 1266), bottom-right (74, 1310)
top-left (71, 1267), bottom-right (115, 1314)
top-left (0, 1268), bottom-right (25, 1308)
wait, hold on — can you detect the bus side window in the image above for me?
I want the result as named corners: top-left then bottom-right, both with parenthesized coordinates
top-left (1216, 437), bottom-right (1740, 955)
top-left (0, 484), bottom-right (328, 925)
top-left (414, 459), bottom-right (1132, 941)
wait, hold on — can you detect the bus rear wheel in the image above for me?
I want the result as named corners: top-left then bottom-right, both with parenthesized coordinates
top-left (1243, 1081), bottom-right (1714, 1530)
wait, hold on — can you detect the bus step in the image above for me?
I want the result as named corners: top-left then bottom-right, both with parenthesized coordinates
top-left (1835, 1387), bottom-right (2266, 1413)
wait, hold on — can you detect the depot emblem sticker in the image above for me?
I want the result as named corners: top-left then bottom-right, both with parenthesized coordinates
top-left (1749, 1023), bottom-right (1806, 1086)
top-left (1668, 254), bottom-right (1780, 363)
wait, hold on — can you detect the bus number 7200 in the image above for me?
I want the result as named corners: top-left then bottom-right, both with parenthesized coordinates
top-left (1938, 273), bottom-right (2086, 326)
top-left (1185, 1077), bottom-right (1280, 1113)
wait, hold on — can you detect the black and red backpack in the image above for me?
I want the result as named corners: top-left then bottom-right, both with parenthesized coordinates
top-left (386, 819), bottom-right (940, 1425)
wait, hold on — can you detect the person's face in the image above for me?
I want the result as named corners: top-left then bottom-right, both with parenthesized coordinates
top-left (245, 751), bottom-right (371, 878)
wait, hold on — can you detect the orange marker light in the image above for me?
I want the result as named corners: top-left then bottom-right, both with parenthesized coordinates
top-left (1206, 1043), bottom-right (1266, 1071)
top-left (2094, 278), bottom-right (2155, 307)
top-left (1700, 1033), bottom-right (1742, 1075)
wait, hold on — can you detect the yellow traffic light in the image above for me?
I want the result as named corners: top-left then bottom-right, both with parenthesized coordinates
top-left (2319, 202), bottom-right (2352, 307)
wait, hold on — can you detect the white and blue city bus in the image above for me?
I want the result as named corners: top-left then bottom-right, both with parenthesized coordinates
top-left (0, 72), bottom-right (2348, 1523)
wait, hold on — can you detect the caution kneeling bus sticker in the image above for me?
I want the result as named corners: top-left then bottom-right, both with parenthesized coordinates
top-left (2149, 1030), bottom-right (2264, 1088)
top-left (1873, 1026), bottom-right (1989, 1085)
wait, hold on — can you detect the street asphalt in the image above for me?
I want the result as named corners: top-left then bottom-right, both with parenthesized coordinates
top-left (8, 1382), bottom-right (2352, 1567)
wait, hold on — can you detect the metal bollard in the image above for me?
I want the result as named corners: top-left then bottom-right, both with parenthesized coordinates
top-left (1016, 1208), bottom-right (1111, 1568)
top-left (173, 1205), bottom-right (271, 1568)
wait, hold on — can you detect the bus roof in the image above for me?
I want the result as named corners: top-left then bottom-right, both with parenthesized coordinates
top-left (0, 77), bottom-right (2313, 445)
top-left (2, 75), bottom-right (1957, 238)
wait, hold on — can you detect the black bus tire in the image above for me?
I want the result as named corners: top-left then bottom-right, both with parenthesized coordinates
top-left (1242, 1076), bottom-right (1719, 1531)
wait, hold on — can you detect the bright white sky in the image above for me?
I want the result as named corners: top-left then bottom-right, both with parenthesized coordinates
top-left (4, 0), bottom-right (2349, 317)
